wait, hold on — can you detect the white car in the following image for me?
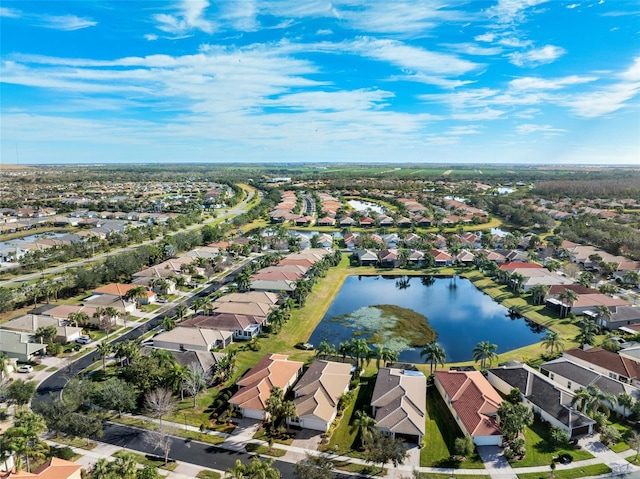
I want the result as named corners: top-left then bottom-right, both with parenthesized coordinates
top-left (76, 335), bottom-right (92, 344)
top-left (17, 365), bottom-right (33, 373)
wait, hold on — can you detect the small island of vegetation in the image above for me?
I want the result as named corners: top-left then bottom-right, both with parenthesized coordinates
top-left (332, 304), bottom-right (437, 352)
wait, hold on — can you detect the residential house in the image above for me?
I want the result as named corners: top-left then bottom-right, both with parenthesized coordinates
top-left (1, 314), bottom-right (83, 344)
top-left (152, 326), bottom-right (232, 352)
top-left (83, 293), bottom-right (135, 316)
top-left (211, 301), bottom-right (276, 318)
top-left (430, 249), bottom-right (453, 267)
top-left (181, 313), bottom-right (265, 340)
top-left (5, 457), bottom-right (82, 479)
top-left (434, 370), bottom-right (503, 446)
top-left (339, 217), bottom-right (356, 228)
top-left (250, 279), bottom-right (296, 293)
top-left (353, 249), bottom-right (378, 266)
top-left (314, 233), bottom-right (334, 249)
top-left (316, 217), bottom-right (336, 227)
top-left (359, 217), bottom-right (376, 228)
top-left (378, 249), bottom-right (400, 268)
top-left (591, 305), bottom-right (640, 330)
top-left (540, 357), bottom-right (639, 417)
top-left (229, 353), bottom-right (304, 420)
top-left (370, 368), bottom-right (426, 444)
top-left (215, 291), bottom-right (282, 306)
top-left (92, 283), bottom-right (156, 305)
top-left (141, 347), bottom-right (224, 374)
top-left (288, 360), bottom-right (353, 432)
top-left (563, 346), bottom-right (640, 387)
top-left (42, 304), bottom-right (101, 327)
top-left (487, 363), bottom-right (595, 438)
top-left (0, 329), bottom-right (47, 362)
top-left (570, 294), bottom-right (630, 316)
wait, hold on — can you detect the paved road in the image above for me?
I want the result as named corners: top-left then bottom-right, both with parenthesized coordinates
top-left (100, 422), bottom-right (297, 476)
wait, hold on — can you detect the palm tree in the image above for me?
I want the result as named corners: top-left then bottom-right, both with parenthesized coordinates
top-left (225, 459), bottom-right (248, 479)
top-left (351, 410), bottom-right (376, 450)
top-left (95, 342), bottom-right (112, 372)
top-left (578, 271), bottom-right (594, 288)
top-left (541, 330), bottom-right (565, 355)
top-left (558, 289), bottom-right (578, 318)
top-left (349, 338), bottom-right (371, 370)
top-left (618, 392), bottom-right (634, 418)
top-left (420, 342), bottom-right (446, 374)
top-left (281, 399), bottom-right (297, 433)
top-left (529, 284), bottom-right (549, 306)
top-left (176, 304), bottom-right (188, 322)
top-left (126, 286), bottom-right (148, 308)
top-left (378, 347), bottom-right (398, 369)
top-left (594, 305), bottom-right (612, 328)
top-left (571, 385), bottom-right (617, 418)
top-left (472, 341), bottom-right (498, 370)
top-left (576, 319), bottom-right (599, 347)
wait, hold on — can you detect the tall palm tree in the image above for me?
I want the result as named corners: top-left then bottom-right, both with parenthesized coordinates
top-left (542, 330), bottom-right (564, 354)
top-left (125, 286), bottom-right (148, 308)
top-left (529, 284), bottom-right (549, 306)
top-left (95, 342), bottom-right (112, 371)
top-left (351, 410), bottom-right (376, 450)
top-left (472, 341), bottom-right (498, 370)
top-left (541, 330), bottom-right (565, 355)
top-left (558, 289), bottom-right (578, 318)
top-left (378, 347), bottom-right (398, 369)
top-left (420, 342), bottom-right (446, 374)
top-left (594, 305), bottom-right (612, 328)
top-left (576, 319), bottom-right (599, 347)
top-left (571, 385), bottom-right (617, 418)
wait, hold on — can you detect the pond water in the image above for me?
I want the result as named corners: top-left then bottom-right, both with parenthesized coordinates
top-left (347, 200), bottom-right (385, 214)
top-left (308, 275), bottom-right (545, 363)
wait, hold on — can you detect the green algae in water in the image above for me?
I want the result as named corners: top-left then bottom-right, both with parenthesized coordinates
top-left (331, 304), bottom-right (437, 352)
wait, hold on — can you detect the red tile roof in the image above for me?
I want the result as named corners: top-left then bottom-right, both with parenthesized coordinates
top-left (434, 370), bottom-right (503, 439)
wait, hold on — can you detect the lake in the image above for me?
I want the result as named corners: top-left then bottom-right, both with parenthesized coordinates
top-left (308, 275), bottom-right (545, 363)
top-left (347, 199), bottom-right (385, 214)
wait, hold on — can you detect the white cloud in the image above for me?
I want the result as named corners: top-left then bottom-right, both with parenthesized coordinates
top-left (344, 1), bottom-right (470, 36)
top-left (516, 123), bottom-right (567, 134)
top-left (567, 4), bottom-right (580, 9)
top-left (35, 14), bottom-right (97, 31)
top-left (440, 43), bottom-right (503, 56)
top-left (144, 34), bottom-right (158, 41)
top-left (154, 0), bottom-right (214, 34)
top-left (316, 29), bottom-right (332, 36)
top-left (508, 44), bottom-right (566, 67)
top-left (487, 0), bottom-right (549, 24)
top-left (349, 37), bottom-right (482, 76)
top-left (475, 33), bottom-right (496, 42)
top-left (0, 7), bottom-right (21, 18)
top-left (509, 75), bottom-right (597, 90)
top-left (219, 1), bottom-right (258, 32)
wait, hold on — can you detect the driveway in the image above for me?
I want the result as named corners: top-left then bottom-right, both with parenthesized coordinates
top-left (476, 445), bottom-right (518, 479)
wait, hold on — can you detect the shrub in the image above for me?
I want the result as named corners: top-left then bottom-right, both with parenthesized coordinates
top-left (454, 436), bottom-right (474, 457)
top-left (549, 426), bottom-right (570, 448)
top-left (511, 438), bottom-right (526, 458)
top-left (51, 446), bottom-right (75, 460)
top-left (600, 425), bottom-right (621, 446)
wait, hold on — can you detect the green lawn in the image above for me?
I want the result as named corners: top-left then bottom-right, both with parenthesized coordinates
top-left (196, 471), bottom-right (222, 479)
top-left (516, 463), bottom-right (611, 479)
top-left (510, 418), bottom-right (594, 468)
top-left (113, 450), bottom-right (178, 471)
top-left (420, 386), bottom-right (484, 469)
top-left (319, 374), bottom-right (376, 458)
top-left (245, 442), bottom-right (287, 457)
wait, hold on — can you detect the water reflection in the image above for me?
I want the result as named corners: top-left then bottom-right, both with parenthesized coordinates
top-left (308, 275), bottom-right (545, 363)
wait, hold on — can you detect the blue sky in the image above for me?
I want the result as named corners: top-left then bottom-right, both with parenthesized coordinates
top-left (1, 0), bottom-right (639, 165)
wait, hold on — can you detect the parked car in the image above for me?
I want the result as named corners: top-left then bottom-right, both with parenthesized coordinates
top-left (17, 365), bottom-right (33, 373)
top-left (157, 297), bottom-right (167, 303)
top-left (76, 335), bottom-right (92, 344)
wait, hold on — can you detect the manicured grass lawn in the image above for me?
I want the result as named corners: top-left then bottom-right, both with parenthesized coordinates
top-left (420, 385), bottom-right (484, 469)
top-left (245, 442), bottom-right (287, 457)
top-left (332, 460), bottom-right (386, 476)
top-left (113, 450), bottom-right (178, 471)
top-left (609, 420), bottom-right (633, 453)
top-left (516, 463), bottom-right (611, 479)
top-left (253, 425), bottom-right (295, 446)
top-left (510, 418), bottom-right (593, 468)
top-left (320, 374), bottom-right (377, 458)
top-left (417, 474), bottom-right (490, 479)
top-left (196, 470), bottom-right (222, 479)
top-left (50, 435), bottom-right (97, 450)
